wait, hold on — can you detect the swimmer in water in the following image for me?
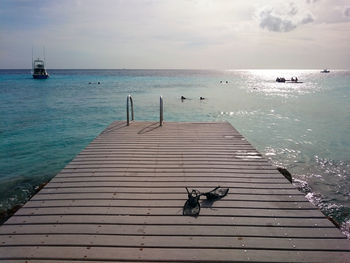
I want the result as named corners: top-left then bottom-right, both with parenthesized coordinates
top-left (200, 97), bottom-right (205, 100)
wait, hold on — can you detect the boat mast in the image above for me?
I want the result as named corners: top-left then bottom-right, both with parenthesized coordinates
top-left (32, 47), bottom-right (34, 72)
top-left (43, 46), bottom-right (46, 65)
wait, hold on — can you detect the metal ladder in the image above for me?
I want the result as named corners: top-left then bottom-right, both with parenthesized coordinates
top-left (126, 95), bottom-right (163, 126)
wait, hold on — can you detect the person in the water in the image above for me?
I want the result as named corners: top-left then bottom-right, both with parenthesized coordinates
top-left (200, 97), bottom-right (205, 100)
top-left (181, 96), bottom-right (186, 100)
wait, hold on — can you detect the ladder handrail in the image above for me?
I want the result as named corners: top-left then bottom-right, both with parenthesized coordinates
top-left (126, 95), bottom-right (134, 126)
top-left (126, 95), bottom-right (163, 126)
top-left (160, 96), bottom-right (163, 126)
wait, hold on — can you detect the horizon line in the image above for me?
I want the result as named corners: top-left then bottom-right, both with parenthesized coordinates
top-left (0, 68), bottom-right (348, 71)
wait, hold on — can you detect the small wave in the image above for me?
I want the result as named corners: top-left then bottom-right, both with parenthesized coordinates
top-left (294, 178), bottom-right (313, 194)
top-left (295, 179), bottom-right (350, 239)
top-left (341, 219), bottom-right (350, 239)
top-left (219, 110), bottom-right (260, 117)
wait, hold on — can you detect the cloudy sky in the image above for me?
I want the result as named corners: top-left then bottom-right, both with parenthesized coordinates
top-left (1, 0), bottom-right (350, 69)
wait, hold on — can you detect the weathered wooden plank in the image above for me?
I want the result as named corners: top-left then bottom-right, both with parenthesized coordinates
top-left (22, 199), bottom-right (315, 209)
top-left (73, 152), bottom-right (264, 158)
top-left (69, 158), bottom-right (265, 164)
top-left (88, 143), bottom-right (253, 147)
top-left (37, 187), bottom-right (305, 195)
top-left (80, 151), bottom-right (258, 156)
top-left (86, 142), bottom-right (255, 147)
top-left (51, 176), bottom-right (288, 183)
top-left (1, 246), bottom-right (350, 263)
top-left (68, 160), bottom-right (270, 166)
top-left (82, 146), bottom-right (256, 151)
top-left (2, 235), bottom-right (350, 250)
top-left (15, 207), bottom-right (325, 218)
top-left (50, 172), bottom-right (287, 181)
top-left (63, 164), bottom-right (277, 170)
top-left (70, 157), bottom-right (267, 163)
top-left (0, 261), bottom-right (147, 263)
top-left (0, 224), bottom-right (344, 238)
top-left (44, 181), bottom-right (295, 189)
top-left (32, 192), bottom-right (308, 202)
top-left (5, 215), bottom-right (335, 227)
top-left (58, 169), bottom-right (282, 175)
top-left (60, 168), bottom-right (279, 174)
top-left (58, 169), bottom-right (283, 174)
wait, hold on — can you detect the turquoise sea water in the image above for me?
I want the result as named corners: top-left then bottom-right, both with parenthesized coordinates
top-left (1, 69), bottom-right (350, 236)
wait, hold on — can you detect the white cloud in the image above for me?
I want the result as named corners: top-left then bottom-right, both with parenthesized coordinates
top-left (306, 0), bottom-right (320, 4)
top-left (345, 7), bottom-right (350, 17)
top-left (256, 2), bottom-right (314, 32)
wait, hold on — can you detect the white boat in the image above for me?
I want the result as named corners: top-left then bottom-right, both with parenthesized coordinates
top-left (320, 69), bottom-right (330, 73)
top-left (32, 58), bottom-right (49, 79)
top-left (32, 47), bottom-right (49, 79)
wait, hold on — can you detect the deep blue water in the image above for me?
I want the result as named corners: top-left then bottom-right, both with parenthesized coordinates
top-left (1, 69), bottom-right (349, 236)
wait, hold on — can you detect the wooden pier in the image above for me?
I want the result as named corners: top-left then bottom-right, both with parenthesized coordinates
top-left (1, 121), bottom-right (350, 262)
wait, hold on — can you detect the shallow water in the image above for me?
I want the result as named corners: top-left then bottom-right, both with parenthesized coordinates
top-left (1, 69), bottom-right (349, 236)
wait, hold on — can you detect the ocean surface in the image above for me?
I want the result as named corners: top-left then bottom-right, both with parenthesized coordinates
top-left (1, 69), bottom-right (349, 236)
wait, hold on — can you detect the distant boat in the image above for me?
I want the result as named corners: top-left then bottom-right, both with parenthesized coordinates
top-left (286, 76), bottom-right (303, 83)
top-left (32, 47), bottom-right (49, 79)
top-left (32, 58), bottom-right (49, 79)
top-left (321, 69), bottom-right (330, 73)
top-left (276, 77), bottom-right (303, 83)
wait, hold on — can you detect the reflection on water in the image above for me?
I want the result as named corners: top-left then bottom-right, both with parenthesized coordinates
top-left (0, 69), bottom-right (350, 236)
